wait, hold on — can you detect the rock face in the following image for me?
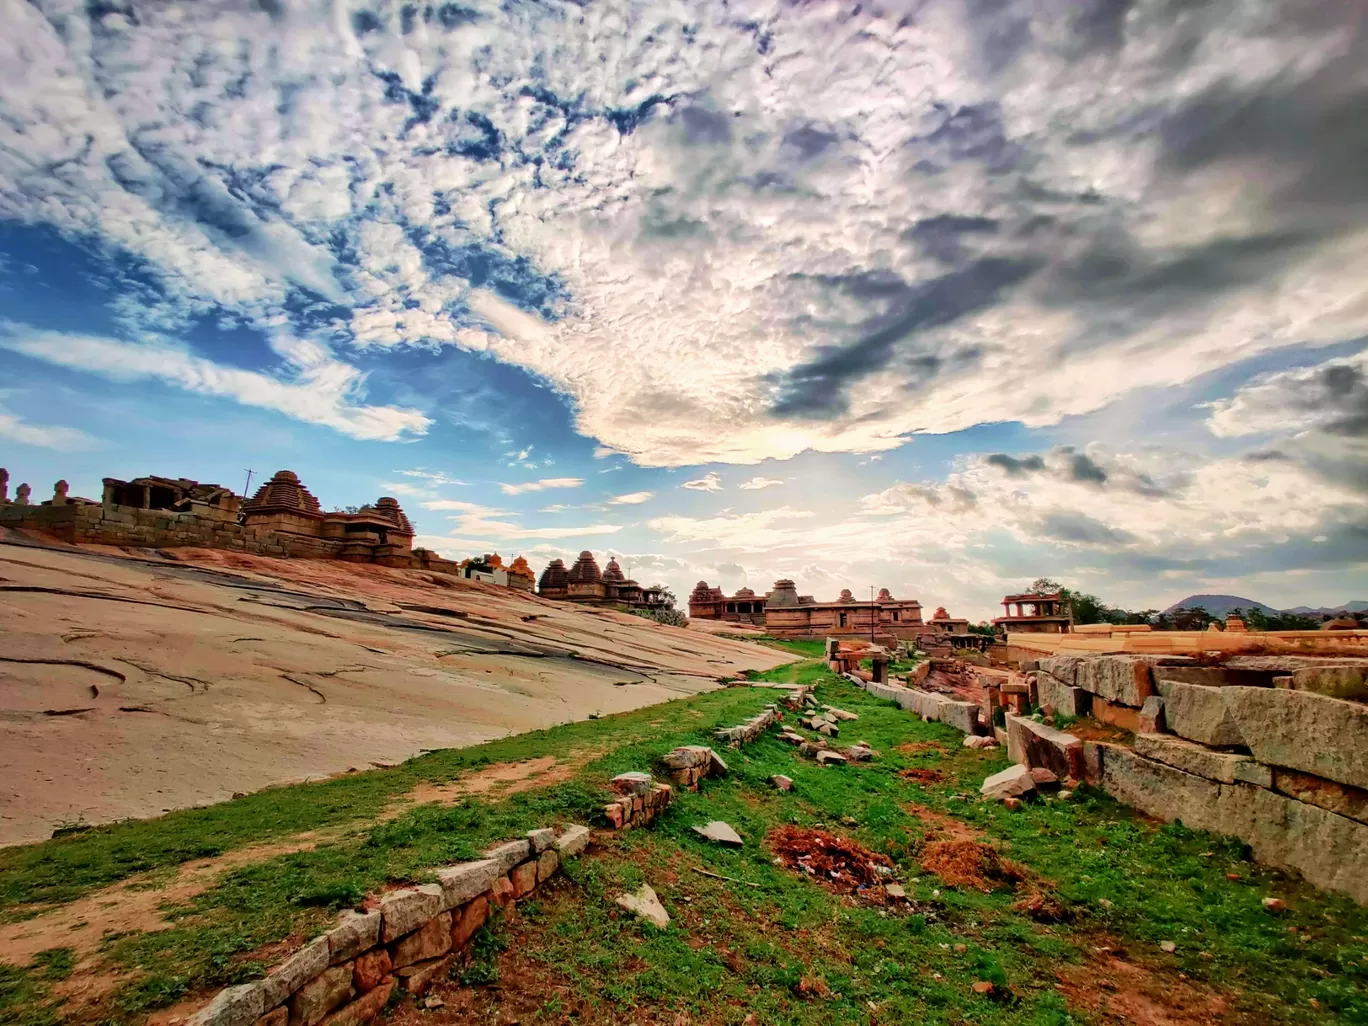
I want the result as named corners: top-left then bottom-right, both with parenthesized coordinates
top-left (1091, 743), bottom-right (1368, 905)
top-left (615, 884), bottom-right (670, 929)
top-left (1005, 715), bottom-right (1083, 780)
top-left (1220, 687), bottom-right (1368, 790)
top-left (1134, 733), bottom-right (1270, 787)
top-left (980, 764), bottom-right (1036, 801)
top-left (1155, 679), bottom-right (1247, 746)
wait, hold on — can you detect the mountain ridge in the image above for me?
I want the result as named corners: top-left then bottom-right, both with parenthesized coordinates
top-left (1164, 594), bottom-right (1367, 618)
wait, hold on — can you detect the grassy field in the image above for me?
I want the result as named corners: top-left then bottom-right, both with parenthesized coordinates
top-left (3, 642), bottom-right (1367, 1025)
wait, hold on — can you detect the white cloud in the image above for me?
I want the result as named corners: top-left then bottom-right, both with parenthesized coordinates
top-left (0, 322), bottom-right (429, 442)
top-left (1206, 351), bottom-right (1368, 440)
top-left (738, 477), bottom-right (785, 491)
top-left (396, 469), bottom-right (468, 486)
top-left (609, 491), bottom-right (653, 505)
top-left (0, 408), bottom-right (94, 451)
top-left (499, 477), bottom-right (584, 495)
top-left (682, 473), bottom-right (723, 492)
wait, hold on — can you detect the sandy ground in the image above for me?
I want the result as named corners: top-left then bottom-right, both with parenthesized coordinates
top-left (0, 532), bottom-right (791, 845)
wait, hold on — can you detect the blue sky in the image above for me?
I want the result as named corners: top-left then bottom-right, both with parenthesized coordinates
top-left (1, 0), bottom-right (1365, 619)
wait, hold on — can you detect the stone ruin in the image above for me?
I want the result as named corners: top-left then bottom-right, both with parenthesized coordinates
top-left (537, 551), bottom-right (673, 611)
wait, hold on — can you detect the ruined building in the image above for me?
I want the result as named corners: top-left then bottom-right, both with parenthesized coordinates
top-left (992, 590), bottom-right (1072, 634)
top-left (689, 578), bottom-right (924, 641)
top-left (537, 552), bottom-right (673, 609)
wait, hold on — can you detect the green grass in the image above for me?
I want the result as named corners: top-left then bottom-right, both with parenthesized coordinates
top-left (3, 657), bottom-right (1367, 1025)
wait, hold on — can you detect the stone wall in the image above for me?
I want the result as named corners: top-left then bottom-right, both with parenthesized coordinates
top-left (851, 675), bottom-right (983, 736)
top-left (188, 824), bottom-right (591, 1026)
top-left (714, 704), bottom-right (780, 745)
top-left (659, 746), bottom-right (729, 791)
top-left (603, 773), bottom-right (673, 829)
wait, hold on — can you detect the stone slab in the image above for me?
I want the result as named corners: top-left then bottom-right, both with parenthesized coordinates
top-left (1155, 680), bottom-right (1245, 746)
top-left (391, 912), bottom-right (451, 968)
top-left (554, 824), bottom-right (591, 857)
top-left (188, 983), bottom-right (267, 1026)
top-left (379, 884), bottom-right (444, 944)
top-left (1221, 687), bottom-right (1368, 790)
top-left (318, 978), bottom-right (393, 1026)
top-left (483, 839), bottom-right (532, 876)
top-left (1134, 733), bottom-right (1270, 787)
top-left (327, 911), bottom-right (381, 965)
top-left (435, 860), bottom-right (499, 910)
top-left (615, 884), bottom-right (669, 929)
top-left (1004, 715), bottom-right (1083, 780)
top-left (1272, 768), bottom-right (1368, 826)
top-left (260, 935), bottom-right (330, 1009)
top-left (510, 859), bottom-right (538, 897)
top-left (1287, 664), bottom-right (1368, 702)
top-left (289, 963), bottom-right (355, 1026)
top-left (938, 698), bottom-right (981, 735)
top-left (527, 828), bottom-right (555, 853)
top-left (610, 772), bottom-right (654, 796)
top-left (981, 764), bottom-right (1035, 800)
top-left (693, 820), bottom-right (744, 846)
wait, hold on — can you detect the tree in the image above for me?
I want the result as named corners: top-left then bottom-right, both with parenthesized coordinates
top-left (1026, 577), bottom-right (1062, 595)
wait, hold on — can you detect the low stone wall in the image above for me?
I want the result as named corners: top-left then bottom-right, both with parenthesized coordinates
top-left (189, 825), bottom-right (590, 1026)
top-left (851, 675), bottom-right (983, 736)
top-left (659, 746), bottom-right (729, 790)
top-left (604, 773), bottom-right (673, 829)
top-left (714, 704), bottom-right (779, 745)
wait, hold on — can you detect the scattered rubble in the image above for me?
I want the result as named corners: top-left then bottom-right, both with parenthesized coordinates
top-left (980, 764), bottom-right (1036, 801)
top-left (816, 750), bottom-right (849, 767)
top-left (615, 885), bottom-right (670, 929)
top-left (963, 735), bottom-right (997, 749)
top-left (770, 774), bottom-right (794, 791)
top-left (692, 821), bottom-right (744, 847)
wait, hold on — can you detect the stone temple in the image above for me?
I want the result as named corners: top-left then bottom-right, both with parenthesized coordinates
top-left (690, 578), bottom-right (924, 641)
top-left (537, 551), bottom-right (673, 609)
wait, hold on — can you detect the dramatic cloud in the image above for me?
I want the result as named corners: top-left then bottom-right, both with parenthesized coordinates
top-left (682, 473), bottom-right (723, 492)
top-left (1208, 350), bottom-right (1368, 440)
top-left (0, 322), bottom-right (429, 442)
top-left (498, 478), bottom-right (584, 496)
top-left (738, 477), bottom-right (785, 491)
top-left (3, 2), bottom-right (1365, 464)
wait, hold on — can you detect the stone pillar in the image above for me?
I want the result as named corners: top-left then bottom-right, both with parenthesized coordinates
top-left (16, 482), bottom-right (31, 505)
top-left (0, 468), bottom-right (7, 503)
top-left (52, 480), bottom-right (69, 505)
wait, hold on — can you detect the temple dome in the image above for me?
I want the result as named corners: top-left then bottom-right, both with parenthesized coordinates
top-left (567, 550), bottom-right (602, 583)
top-left (244, 470), bottom-right (323, 517)
top-left (538, 558), bottom-right (568, 590)
top-left (509, 555), bottom-right (533, 578)
top-left (877, 587), bottom-right (894, 602)
top-left (838, 589), bottom-right (855, 602)
top-left (735, 587), bottom-right (755, 597)
top-left (371, 496), bottom-right (414, 535)
top-left (932, 606), bottom-right (950, 620)
top-left (603, 558), bottom-right (626, 582)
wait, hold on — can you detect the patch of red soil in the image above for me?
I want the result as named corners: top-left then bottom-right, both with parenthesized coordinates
top-left (1012, 890), bottom-right (1070, 922)
top-left (918, 839), bottom-right (1025, 892)
top-left (899, 768), bottom-right (945, 784)
top-left (895, 741), bottom-right (947, 757)
top-left (767, 826), bottom-right (894, 895)
top-left (1056, 945), bottom-right (1237, 1026)
top-left (904, 803), bottom-right (984, 843)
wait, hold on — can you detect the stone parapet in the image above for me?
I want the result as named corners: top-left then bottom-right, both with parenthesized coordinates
top-left (604, 774), bottom-right (673, 830)
top-left (185, 824), bottom-right (591, 1026)
top-left (714, 704), bottom-right (779, 746)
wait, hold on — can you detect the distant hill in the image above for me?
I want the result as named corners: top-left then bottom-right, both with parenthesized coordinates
top-left (1166, 595), bottom-right (1367, 618)
top-left (1164, 594), bottom-right (1280, 618)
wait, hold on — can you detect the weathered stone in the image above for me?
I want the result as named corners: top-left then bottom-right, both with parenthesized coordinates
top-left (962, 735), bottom-right (997, 749)
top-left (816, 750), bottom-right (848, 766)
top-left (260, 936), bottom-right (330, 1009)
top-left (610, 771), bottom-right (654, 796)
top-left (189, 983), bottom-right (267, 1026)
top-left (937, 699), bottom-right (981, 735)
top-left (395, 956), bottom-right (450, 996)
top-left (352, 950), bottom-right (392, 994)
top-left (824, 706), bottom-right (859, 721)
top-left (1091, 743), bottom-right (1368, 904)
top-left (288, 964), bottom-right (354, 1026)
top-left (391, 912), bottom-right (451, 968)
top-left (536, 848), bottom-right (559, 883)
top-left (1221, 687), bottom-right (1368, 790)
top-left (817, 722), bottom-right (837, 737)
top-left (707, 748), bottom-right (730, 775)
top-left (526, 827), bottom-right (555, 853)
top-left (509, 859), bottom-right (539, 898)
top-left (379, 884), bottom-right (444, 944)
top-left (256, 1008), bottom-right (289, 1026)
top-left (554, 824), bottom-right (591, 857)
top-left (1004, 715), bottom-right (1083, 780)
top-left (605, 802), bottom-right (625, 828)
top-left (615, 884), bottom-right (669, 929)
top-left (1030, 767), bottom-right (1058, 786)
top-left (483, 838), bottom-right (532, 875)
top-left (980, 764), bottom-right (1036, 801)
top-left (1155, 680), bottom-right (1246, 746)
top-left (885, 883), bottom-right (906, 899)
top-left (771, 774), bottom-right (794, 791)
top-left (692, 820), bottom-right (744, 847)
top-left (451, 895), bottom-right (489, 949)
top-left (1134, 733), bottom-right (1270, 786)
top-left (434, 860), bottom-right (499, 910)
top-left (327, 911), bottom-right (382, 965)
top-left (1154, 666), bottom-right (1281, 688)
top-left (1043, 655), bottom-right (1167, 707)
top-left (1138, 696), bottom-right (1166, 734)
top-left (846, 745), bottom-right (873, 761)
top-left (1092, 697), bottom-right (1140, 731)
top-left (317, 979), bottom-right (393, 1026)
top-left (1286, 664), bottom-right (1368, 702)
top-left (1272, 768), bottom-right (1368, 825)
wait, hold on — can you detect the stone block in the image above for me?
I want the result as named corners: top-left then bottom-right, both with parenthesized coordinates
top-left (288, 964), bottom-right (354, 1026)
top-left (1036, 674), bottom-right (1091, 717)
top-left (938, 699), bottom-right (981, 735)
top-left (1004, 715), bottom-right (1083, 780)
top-left (1134, 733), bottom-right (1268, 786)
top-left (318, 979), bottom-right (393, 1026)
top-left (1272, 768), bottom-right (1368, 826)
top-left (1156, 680), bottom-right (1246, 746)
top-left (391, 912), bottom-right (451, 968)
top-left (1287, 664), bottom-right (1368, 702)
top-left (1093, 744), bottom-right (1368, 905)
top-left (527, 828), bottom-right (555, 853)
top-left (483, 838), bottom-right (532, 875)
top-left (536, 848), bottom-right (559, 883)
top-left (435, 859), bottom-right (499, 910)
top-left (707, 748), bottom-right (730, 775)
top-left (605, 802), bottom-right (624, 828)
top-left (510, 859), bottom-right (538, 897)
top-left (981, 764), bottom-right (1035, 800)
top-left (256, 1008), bottom-right (289, 1026)
top-left (451, 895), bottom-right (490, 949)
top-left (396, 956), bottom-right (450, 996)
top-left (1155, 666), bottom-right (1281, 688)
top-left (554, 824), bottom-right (591, 857)
top-left (327, 910), bottom-right (381, 965)
top-left (260, 936), bottom-right (330, 1009)
top-left (1091, 696), bottom-right (1140, 732)
top-left (611, 771), bottom-right (654, 796)
top-left (1138, 696), bottom-right (1166, 734)
top-left (1221, 687), bottom-right (1368, 790)
top-left (379, 884), bottom-right (444, 944)
top-left (188, 983), bottom-right (267, 1026)
top-left (661, 745), bottom-right (711, 770)
top-left (352, 950), bottom-right (391, 994)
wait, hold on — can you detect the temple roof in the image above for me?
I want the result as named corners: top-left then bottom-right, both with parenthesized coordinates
top-left (370, 497), bottom-right (414, 535)
top-left (243, 470), bottom-right (323, 518)
top-left (838, 589), bottom-right (855, 602)
top-left (567, 550), bottom-right (602, 583)
top-left (734, 587), bottom-right (756, 598)
top-left (508, 555), bottom-right (534, 578)
top-left (877, 587), bottom-right (894, 602)
top-left (603, 558), bottom-right (626, 582)
top-left (538, 558), bottom-right (568, 589)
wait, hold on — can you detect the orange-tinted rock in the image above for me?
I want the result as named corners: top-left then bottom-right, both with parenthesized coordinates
top-left (391, 912), bottom-right (451, 968)
top-left (1092, 697), bottom-right (1141, 732)
top-left (353, 950), bottom-right (392, 994)
top-left (319, 978), bottom-right (393, 1026)
top-left (510, 860), bottom-right (538, 898)
top-left (488, 875), bottom-right (515, 909)
top-left (451, 896), bottom-right (489, 950)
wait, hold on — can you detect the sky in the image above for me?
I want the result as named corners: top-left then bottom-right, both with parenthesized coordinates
top-left (1, 0), bottom-right (1365, 620)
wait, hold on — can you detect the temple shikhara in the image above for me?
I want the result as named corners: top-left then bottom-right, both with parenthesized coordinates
top-left (537, 551), bottom-right (673, 609)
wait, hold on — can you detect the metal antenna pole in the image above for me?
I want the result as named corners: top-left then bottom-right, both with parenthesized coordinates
top-left (871, 584), bottom-right (876, 643)
top-left (242, 469), bottom-right (254, 499)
